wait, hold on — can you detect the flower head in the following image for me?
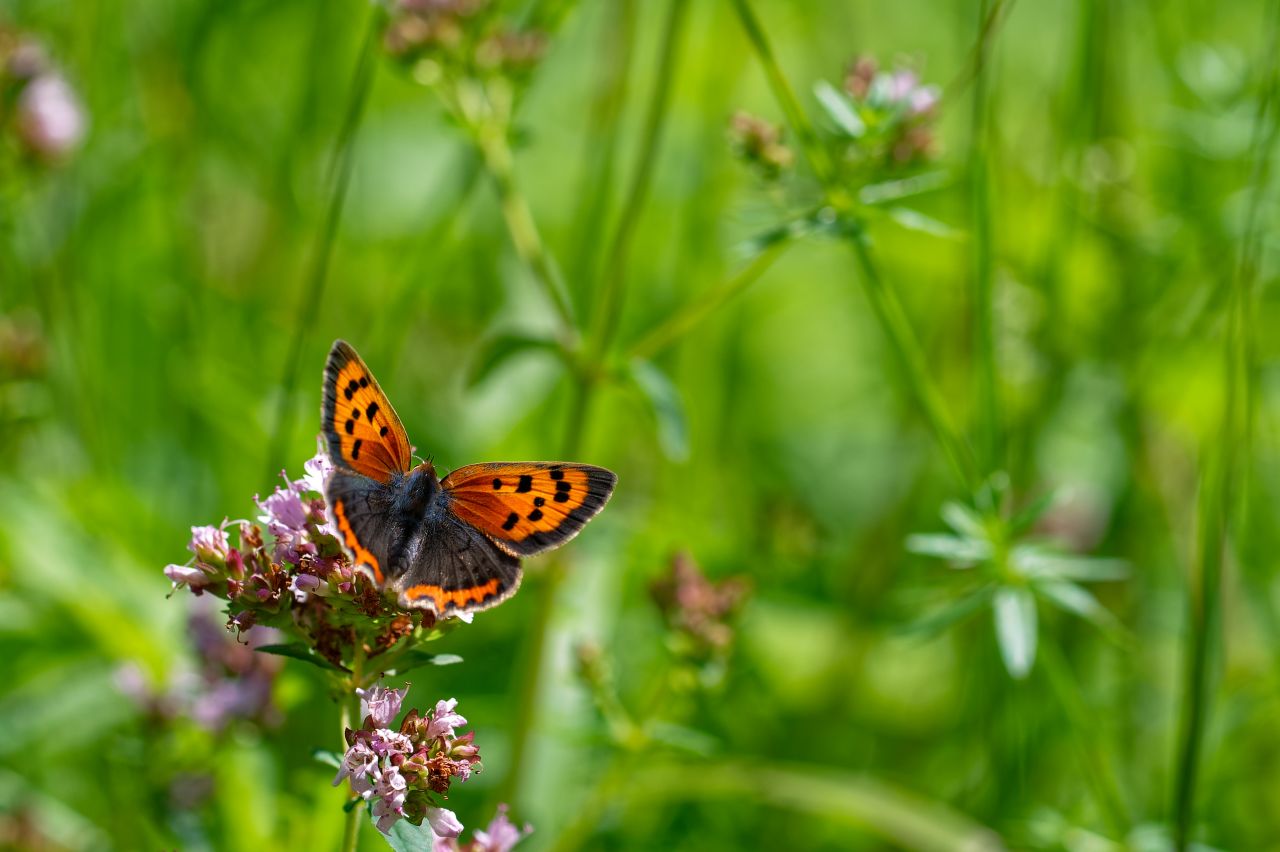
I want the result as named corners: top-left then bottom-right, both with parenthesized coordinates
top-left (425, 697), bottom-right (466, 740)
top-left (335, 686), bottom-right (482, 836)
top-left (650, 552), bottom-right (750, 657)
top-left (358, 684), bottom-right (409, 728)
top-left (434, 804), bottom-right (531, 851)
top-left (16, 72), bottom-right (85, 160)
top-left (188, 524), bottom-right (231, 565)
top-left (728, 111), bottom-right (794, 179)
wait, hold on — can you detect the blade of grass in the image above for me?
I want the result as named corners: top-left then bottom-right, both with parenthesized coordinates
top-left (626, 237), bottom-right (792, 361)
top-left (969, 0), bottom-right (1001, 475)
top-left (500, 0), bottom-right (691, 806)
top-left (265, 8), bottom-right (380, 483)
top-left (1170, 4), bottom-right (1280, 846)
top-left (587, 0), bottom-right (691, 359)
top-left (629, 760), bottom-right (1005, 852)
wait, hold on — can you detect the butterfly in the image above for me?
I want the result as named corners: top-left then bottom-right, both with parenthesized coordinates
top-left (321, 340), bottom-right (617, 617)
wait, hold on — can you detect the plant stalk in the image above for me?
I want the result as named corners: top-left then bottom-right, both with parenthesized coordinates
top-left (340, 645), bottom-right (367, 852)
top-left (1170, 5), bottom-right (1279, 842)
top-left (266, 9), bottom-right (379, 484)
top-left (730, 0), bottom-right (978, 493)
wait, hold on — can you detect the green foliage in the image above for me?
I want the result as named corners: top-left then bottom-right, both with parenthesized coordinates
top-left (1, 0), bottom-right (1278, 849)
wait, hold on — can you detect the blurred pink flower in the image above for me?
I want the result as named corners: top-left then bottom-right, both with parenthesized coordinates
top-left (16, 73), bottom-right (85, 159)
top-left (472, 804), bottom-right (531, 852)
top-left (427, 806), bottom-right (464, 839)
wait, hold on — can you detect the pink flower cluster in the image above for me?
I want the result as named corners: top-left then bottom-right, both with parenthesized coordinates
top-left (162, 440), bottom-right (428, 663)
top-left (435, 804), bottom-right (531, 852)
top-left (333, 685), bottom-right (483, 836)
top-left (1, 30), bottom-right (86, 161)
top-left (841, 55), bottom-right (940, 165)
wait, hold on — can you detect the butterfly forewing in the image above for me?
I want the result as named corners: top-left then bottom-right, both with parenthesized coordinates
top-left (322, 340), bottom-right (413, 482)
top-left (441, 462), bottom-right (617, 557)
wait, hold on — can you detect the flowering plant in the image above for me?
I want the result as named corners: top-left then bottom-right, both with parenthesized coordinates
top-left (332, 685), bottom-right (480, 836)
top-left (729, 54), bottom-right (949, 247)
top-left (164, 440), bottom-right (447, 673)
top-left (163, 441), bottom-right (522, 848)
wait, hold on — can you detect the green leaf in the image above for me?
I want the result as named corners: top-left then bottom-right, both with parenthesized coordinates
top-left (992, 586), bottom-right (1037, 679)
top-left (905, 533), bottom-right (990, 564)
top-left (629, 359), bottom-right (690, 461)
top-left (899, 586), bottom-right (994, 638)
top-left (467, 332), bottom-right (562, 388)
top-left (858, 170), bottom-right (951, 205)
top-left (1036, 580), bottom-right (1122, 635)
top-left (1008, 490), bottom-right (1057, 536)
top-left (1012, 547), bottom-right (1129, 582)
top-left (312, 749), bottom-right (342, 770)
top-left (940, 502), bottom-right (984, 538)
top-left (390, 651), bottom-right (464, 675)
top-left (814, 80), bottom-right (865, 137)
top-left (885, 206), bottom-right (960, 240)
top-left (645, 721), bottom-right (721, 757)
top-left (254, 642), bottom-right (346, 672)
top-left (378, 814), bottom-right (435, 851)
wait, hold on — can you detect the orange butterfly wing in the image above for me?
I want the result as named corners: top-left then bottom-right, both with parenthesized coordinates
top-left (322, 340), bottom-right (414, 482)
top-left (441, 462), bottom-right (617, 557)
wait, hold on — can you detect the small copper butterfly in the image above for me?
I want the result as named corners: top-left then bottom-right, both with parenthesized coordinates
top-left (321, 340), bottom-right (617, 616)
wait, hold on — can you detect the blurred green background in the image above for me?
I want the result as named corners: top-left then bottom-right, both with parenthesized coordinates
top-left (1, 0), bottom-right (1276, 849)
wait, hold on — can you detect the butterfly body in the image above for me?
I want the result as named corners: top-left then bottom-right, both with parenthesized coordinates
top-left (321, 341), bottom-right (616, 616)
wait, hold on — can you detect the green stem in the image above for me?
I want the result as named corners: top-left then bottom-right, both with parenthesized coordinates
top-left (1038, 642), bottom-right (1129, 837)
top-left (266, 9), bottom-right (379, 484)
top-left (727, 0), bottom-right (838, 192)
top-left (587, 0), bottom-right (690, 358)
top-left (730, 0), bottom-right (978, 493)
top-left (942, 0), bottom-right (1018, 104)
top-left (474, 127), bottom-right (577, 340)
top-left (969, 0), bottom-right (1000, 476)
top-left (1171, 5), bottom-right (1279, 843)
top-left (627, 238), bottom-right (791, 362)
top-left (567, 0), bottom-right (639, 298)
top-left (848, 233), bottom-right (980, 492)
top-left (340, 646), bottom-right (366, 852)
top-left (501, 0), bottom-right (688, 806)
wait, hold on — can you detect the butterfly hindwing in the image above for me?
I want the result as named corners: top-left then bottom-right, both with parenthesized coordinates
top-left (322, 340), bottom-right (413, 483)
top-left (327, 466), bottom-right (522, 616)
top-left (441, 462), bottom-right (617, 557)
top-left (391, 511), bottom-right (523, 615)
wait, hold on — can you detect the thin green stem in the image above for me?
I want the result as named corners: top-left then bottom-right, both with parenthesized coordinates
top-left (1171, 5), bottom-right (1280, 845)
top-left (340, 645), bottom-right (367, 852)
top-left (1038, 642), bottom-right (1129, 837)
top-left (627, 238), bottom-right (792, 362)
top-left (567, 0), bottom-right (639, 299)
top-left (588, 0), bottom-right (690, 358)
top-left (266, 9), bottom-right (379, 484)
top-left (730, 0), bottom-right (978, 494)
top-left (942, 0), bottom-right (1018, 106)
top-left (848, 233), bottom-right (980, 492)
top-left (474, 129), bottom-right (578, 339)
top-left (501, 0), bottom-right (688, 806)
top-left (727, 0), bottom-right (838, 193)
top-left (969, 0), bottom-right (1000, 476)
